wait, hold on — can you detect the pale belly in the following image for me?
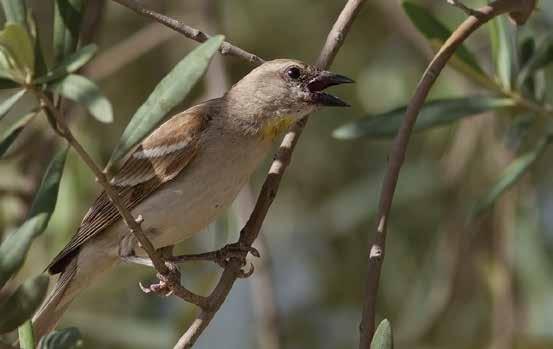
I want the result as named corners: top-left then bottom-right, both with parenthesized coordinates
top-left (111, 132), bottom-right (272, 252)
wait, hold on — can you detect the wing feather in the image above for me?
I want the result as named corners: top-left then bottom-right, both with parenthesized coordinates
top-left (47, 106), bottom-right (210, 274)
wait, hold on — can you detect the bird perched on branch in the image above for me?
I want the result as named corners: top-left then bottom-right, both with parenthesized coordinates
top-left (33, 58), bottom-right (352, 338)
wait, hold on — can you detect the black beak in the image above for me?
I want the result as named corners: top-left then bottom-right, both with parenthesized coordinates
top-left (307, 71), bottom-right (353, 107)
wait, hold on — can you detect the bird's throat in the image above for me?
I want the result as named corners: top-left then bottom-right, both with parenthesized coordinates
top-left (261, 115), bottom-right (296, 140)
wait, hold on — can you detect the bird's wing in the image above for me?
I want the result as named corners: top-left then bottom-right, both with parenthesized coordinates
top-left (47, 106), bottom-right (210, 274)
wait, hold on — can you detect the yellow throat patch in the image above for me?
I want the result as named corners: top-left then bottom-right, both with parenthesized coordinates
top-left (261, 115), bottom-right (295, 140)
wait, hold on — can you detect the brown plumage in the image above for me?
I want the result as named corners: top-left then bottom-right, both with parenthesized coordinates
top-left (32, 59), bottom-right (352, 341)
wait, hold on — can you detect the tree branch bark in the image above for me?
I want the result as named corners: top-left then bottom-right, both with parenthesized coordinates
top-left (111, 0), bottom-right (264, 65)
top-left (358, 0), bottom-right (532, 347)
top-left (171, 0), bottom-right (368, 347)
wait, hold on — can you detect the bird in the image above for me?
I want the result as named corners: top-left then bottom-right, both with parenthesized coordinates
top-left (32, 58), bottom-right (352, 339)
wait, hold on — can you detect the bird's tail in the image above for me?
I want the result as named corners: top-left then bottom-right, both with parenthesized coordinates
top-left (32, 258), bottom-right (78, 340)
top-left (32, 251), bottom-right (117, 341)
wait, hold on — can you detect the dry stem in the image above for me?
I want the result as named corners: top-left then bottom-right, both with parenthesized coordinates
top-left (358, 0), bottom-right (531, 347)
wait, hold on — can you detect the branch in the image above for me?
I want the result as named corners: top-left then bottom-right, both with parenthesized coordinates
top-left (32, 88), bottom-right (208, 308)
top-left (171, 0), bottom-right (368, 347)
top-left (358, 0), bottom-right (532, 347)
top-left (111, 0), bottom-right (264, 65)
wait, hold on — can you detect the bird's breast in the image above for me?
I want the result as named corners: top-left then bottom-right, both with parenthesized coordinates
top-left (130, 131), bottom-right (272, 248)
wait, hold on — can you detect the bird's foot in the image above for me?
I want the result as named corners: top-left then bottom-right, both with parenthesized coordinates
top-left (169, 242), bottom-right (260, 278)
top-left (214, 242), bottom-right (260, 278)
top-left (139, 261), bottom-right (181, 296)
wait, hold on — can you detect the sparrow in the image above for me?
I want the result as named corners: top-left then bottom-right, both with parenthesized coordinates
top-left (32, 58), bottom-right (352, 338)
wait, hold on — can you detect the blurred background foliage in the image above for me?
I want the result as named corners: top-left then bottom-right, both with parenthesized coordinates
top-left (1, 0), bottom-right (553, 348)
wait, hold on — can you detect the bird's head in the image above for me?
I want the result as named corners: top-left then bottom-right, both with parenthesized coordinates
top-left (225, 59), bottom-right (353, 137)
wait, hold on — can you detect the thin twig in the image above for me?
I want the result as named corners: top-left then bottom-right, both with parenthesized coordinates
top-left (358, 0), bottom-right (530, 347)
top-left (172, 0), bottom-right (367, 347)
top-left (111, 0), bottom-right (264, 65)
top-left (32, 88), bottom-right (208, 308)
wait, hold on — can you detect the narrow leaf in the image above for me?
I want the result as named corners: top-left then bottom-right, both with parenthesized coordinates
top-left (0, 275), bottom-right (49, 333)
top-left (333, 97), bottom-right (516, 140)
top-left (402, 2), bottom-right (485, 75)
top-left (0, 146), bottom-right (68, 287)
top-left (472, 136), bottom-right (553, 216)
top-left (371, 319), bottom-right (393, 349)
top-left (28, 10), bottom-right (48, 79)
top-left (108, 35), bottom-right (225, 168)
top-left (1, 0), bottom-right (27, 25)
top-left (18, 321), bottom-right (35, 349)
top-left (0, 88), bottom-right (25, 121)
top-left (0, 110), bottom-right (36, 158)
top-left (518, 35), bottom-right (553, 86)
top-left (35, 44), bottom-right (97, 84)
top-left (489, 16), bottom-right (515, 90)
top-left (0, 78), bottom-right (18, 89)
top-left (39, 327), bottom-right (82, 349)
top-left (0, 23), bottom-right (35, 77)
top-left (53, 0), bottom-right (84, 63)
top-left (47, 74), bottom-right (113, 123)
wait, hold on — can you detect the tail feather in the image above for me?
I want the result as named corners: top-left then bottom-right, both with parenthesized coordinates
top-left (32, 246), bottom-right (118, 342)
top-left (32, 258), bottom-right (78, 340)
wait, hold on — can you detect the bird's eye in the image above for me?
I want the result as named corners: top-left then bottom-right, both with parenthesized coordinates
top-left (286, 66), bottom-right (301, 80)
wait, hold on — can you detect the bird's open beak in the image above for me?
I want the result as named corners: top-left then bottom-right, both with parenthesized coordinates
top-left (307, 71), bottom-right (353, 107)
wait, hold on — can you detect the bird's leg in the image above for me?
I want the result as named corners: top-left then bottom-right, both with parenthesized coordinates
top-left (168, 242), bottom-right (260, 278)
top-left (119, 246), bottom-right (174, 267)
top-left (136, 246), bottom-right (181, 296)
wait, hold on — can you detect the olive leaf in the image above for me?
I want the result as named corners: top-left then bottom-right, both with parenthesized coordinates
top-left (39, 327), bottom-right (82, 349)
top-left (0, 275), bottom-right (49, 333)
top-left (333, 97), bottom-right (515, 140)
top-left (35, 44), bottom-right (97, 84)
top-left (47, 74), bottom-right (113, 123)
top-left (402, 2), bottom-right (486, 77)
top-left (371, 319), bottom-right (393, 349)
top-left (0, 110), bottom-right (36, 158)
top-left (471, 135), bottom-right (553, 217)
top-left (0, 146), bottom-right (68, 287)
top-left (0, 23), bottom-right (35, 82)
top-left (53, 0), bottom-right (85, 63)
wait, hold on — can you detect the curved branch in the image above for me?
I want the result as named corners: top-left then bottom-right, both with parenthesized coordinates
top-left (358, 0), bottom-right (531, 347)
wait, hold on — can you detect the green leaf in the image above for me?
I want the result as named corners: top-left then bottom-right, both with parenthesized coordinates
top-left (39, 327), bottom-right (82, 349)
top-left (18, 321), bottom-right (35, 349)
top-left (0, 23), bottom-right (35, 81)
top-left (47, 74), bottom-right (113, 123)
top-left (0, 275), bottom-right (49, 333)
top-left (53, 0), bottom-right (84, 63)
top-left (0, 110), bottom-right (36, 158)
top-left (402, 2), bottom-right (485, 76)
top-left (371, 319), bottom-right (393, 349)
top-left (333, 97), bottom-right (516, 140)
top-left (0, 88), bottom-right (26, 121)
top-left (517, 35), bottom-right (553, 87)
top-left (35, 44), bottom-right (97, 84)
top-left (0, 146), bottom-right (68, 287)
top-left (489, 16), bottom-right (515, 90)
top-left (108, 35), bottom-right (225, 168)
top-left (1, 0), bottom-right (27, 25)
top-left (472, 136), bottom-right (553, 217)
top-left (0, 77), bottom-right (18, 89)
top-left (27, 10), bottom-right (48, 79)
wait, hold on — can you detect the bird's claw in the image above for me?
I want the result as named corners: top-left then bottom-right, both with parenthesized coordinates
top-left (237, 262), bottom-right (255, 278)
top-left (214, 242), bottom-right (259, 277)
top-left (139, 262), bottom-right (180, 296)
